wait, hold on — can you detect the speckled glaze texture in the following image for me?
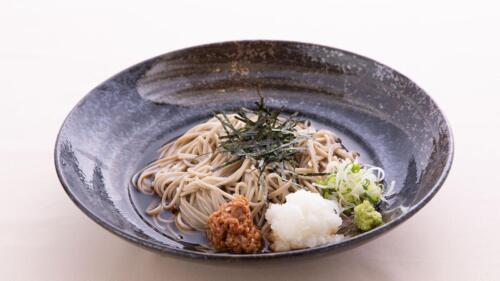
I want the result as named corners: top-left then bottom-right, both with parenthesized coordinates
top-left (54, 41), bottom-right (453, 261)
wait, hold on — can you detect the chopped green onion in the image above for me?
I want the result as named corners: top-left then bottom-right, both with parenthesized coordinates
top-left (315, 159), bottom-right (385, 215)
top-left (351, 163), bottom-right (361, 173)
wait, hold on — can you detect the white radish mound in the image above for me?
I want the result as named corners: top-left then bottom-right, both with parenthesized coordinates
top-left (265, 190), bottom-right (343, 251)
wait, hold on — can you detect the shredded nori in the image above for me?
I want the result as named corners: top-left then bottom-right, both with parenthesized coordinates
top-left (213, 92), bottom-right (306, 177)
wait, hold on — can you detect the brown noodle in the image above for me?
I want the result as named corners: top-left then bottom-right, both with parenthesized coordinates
top-left (134, 115), bottom-right (355, 231)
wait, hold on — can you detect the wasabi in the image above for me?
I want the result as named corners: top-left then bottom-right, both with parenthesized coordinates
top-left (354, 200), bottom-right (383, 231)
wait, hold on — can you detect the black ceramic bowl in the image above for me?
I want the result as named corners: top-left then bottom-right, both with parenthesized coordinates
top-left (55, 41), bottom-right (453, 261)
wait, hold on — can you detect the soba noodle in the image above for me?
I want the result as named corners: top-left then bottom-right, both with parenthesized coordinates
top-left (134, 114), bottom-right (356, 231)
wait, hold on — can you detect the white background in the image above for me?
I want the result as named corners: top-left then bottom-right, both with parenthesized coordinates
top-left (1, 0), bottom-right (499, 280)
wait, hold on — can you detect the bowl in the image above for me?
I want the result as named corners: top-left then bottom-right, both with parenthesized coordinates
top-left (54, 40), bottom-right (453, 261)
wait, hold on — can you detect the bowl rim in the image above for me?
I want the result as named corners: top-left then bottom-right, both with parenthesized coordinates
top-left (54, 40), bottom-right (454, 260)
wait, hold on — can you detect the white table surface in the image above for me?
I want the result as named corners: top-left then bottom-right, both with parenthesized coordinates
top-left (1, 1), bottom-right (499, 280)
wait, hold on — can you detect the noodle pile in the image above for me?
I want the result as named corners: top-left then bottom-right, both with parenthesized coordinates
top-left (134, 115), bottom-right (356, 231)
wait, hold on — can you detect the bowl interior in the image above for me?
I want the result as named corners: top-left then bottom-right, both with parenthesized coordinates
top-left (55, 41), bottom-right (452, 260)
